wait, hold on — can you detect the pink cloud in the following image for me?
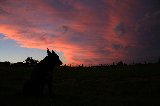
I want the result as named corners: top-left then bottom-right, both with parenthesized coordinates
top-left (0, 0), bottom-right (158, 64)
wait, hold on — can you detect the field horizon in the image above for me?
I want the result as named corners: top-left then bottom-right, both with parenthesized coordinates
top-left (0, 62), bottom-right (160, 106)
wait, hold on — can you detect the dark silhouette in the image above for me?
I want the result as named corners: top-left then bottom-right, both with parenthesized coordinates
top-left (0, 61), bottom-right (10, 67)
top-left (25, 57), bottom-right (39, 66)
top-left (22, 48), bottom-right (63, 97)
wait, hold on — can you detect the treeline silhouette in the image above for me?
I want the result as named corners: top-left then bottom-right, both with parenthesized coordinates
top-left (0, 57), bottom-right (160, 68)
top-left (0, 57), bottom-right (39, 67)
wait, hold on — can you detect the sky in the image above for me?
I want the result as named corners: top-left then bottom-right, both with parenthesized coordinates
top-left (0, 0), bottom-right (160, 65)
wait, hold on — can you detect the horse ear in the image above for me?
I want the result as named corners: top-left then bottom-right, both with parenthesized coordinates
top-left (52, 50), bottom-right (56, 54)
top-left (47, 48), bottom-right (52, 56)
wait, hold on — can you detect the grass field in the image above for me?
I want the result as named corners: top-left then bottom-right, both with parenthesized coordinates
top-left (0, 64), bottom-right (160, 106)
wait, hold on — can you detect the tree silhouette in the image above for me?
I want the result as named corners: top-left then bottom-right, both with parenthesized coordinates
top-left (25, 57), bottom-right (39, 66)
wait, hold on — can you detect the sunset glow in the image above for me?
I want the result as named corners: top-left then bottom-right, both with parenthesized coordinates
top-left (0, 0), bottom-right (160, 65)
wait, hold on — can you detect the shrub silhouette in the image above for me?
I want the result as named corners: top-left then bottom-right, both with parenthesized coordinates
top-left (23, 48), bottom-right (63, 97)
top-left (25, 57), bottom-right (39, 66)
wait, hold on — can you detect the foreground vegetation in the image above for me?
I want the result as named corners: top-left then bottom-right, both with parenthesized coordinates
top-left (0, 64), bottom-right (160, 106)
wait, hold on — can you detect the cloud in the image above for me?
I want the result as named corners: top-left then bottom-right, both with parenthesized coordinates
top-left (0, 0), bottom-right (159, 64)
top-left (131, 10), bottom-right (160, 58)
top-left (114, 22), bottom-right (126, 36)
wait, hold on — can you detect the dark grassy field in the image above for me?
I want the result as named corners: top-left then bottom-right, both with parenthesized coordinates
top-left (0, 64), bottom-right (160, 106)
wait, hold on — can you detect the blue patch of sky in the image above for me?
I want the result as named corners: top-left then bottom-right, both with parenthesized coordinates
top-left (0, 33), bottom-right (66, 63)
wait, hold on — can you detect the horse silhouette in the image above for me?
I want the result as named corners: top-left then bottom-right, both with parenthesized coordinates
top-left (23, 48), bottom-right (63, 97)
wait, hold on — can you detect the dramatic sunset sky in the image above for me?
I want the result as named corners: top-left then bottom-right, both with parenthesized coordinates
top-left (0, 0), bottom-right (160, 65)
